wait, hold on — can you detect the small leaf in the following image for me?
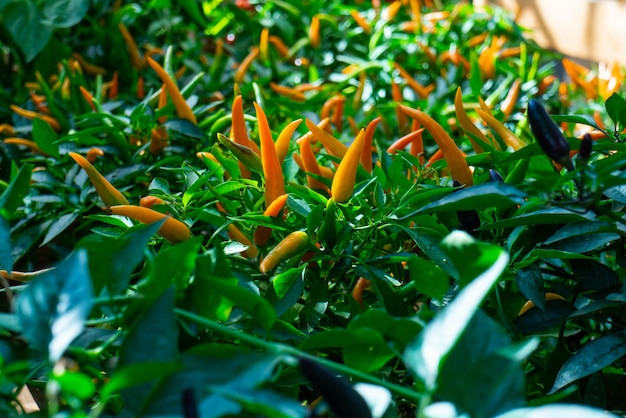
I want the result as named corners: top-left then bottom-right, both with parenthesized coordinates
top-left (0, 215), bottom-right (12, 272)
top-left (15, 249), bottom-right (93, 362)
top-left (0, 163), bottom-right (33, 219)
top-left (605, 93), bottom-right (626, 128)
top-left (550, 332), bottom-right (626, 394)
top-left (32, 117), bottom-right (60, 157)
top-left (40, 212), bottom-right (78, 247)
top-left (515, 265), bottom-right (545, 311)
top-left (163, 119), bottom-right (206, 140)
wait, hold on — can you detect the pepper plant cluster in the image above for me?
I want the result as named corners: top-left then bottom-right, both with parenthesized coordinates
top-left (0, 0), bottom-right (626, 417)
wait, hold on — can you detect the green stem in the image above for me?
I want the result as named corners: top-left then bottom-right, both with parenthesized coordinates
top-left (174, 308), bottom-right (423, 402)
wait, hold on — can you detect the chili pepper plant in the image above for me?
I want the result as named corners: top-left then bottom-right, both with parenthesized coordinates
top-left (0, 0), bottom-right (626, 417)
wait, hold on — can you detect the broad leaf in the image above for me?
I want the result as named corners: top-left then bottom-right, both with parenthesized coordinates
top-left (32, 117), bottom-right (60, 157)
top-left (15, 249), bottom-right (93, 362)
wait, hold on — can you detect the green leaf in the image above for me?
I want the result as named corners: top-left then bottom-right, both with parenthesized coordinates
top-left (194, 248), bottom-right (276, 330)
top-left (40, 212), bottom-right (78, 247)
top-left (15, 249), bottom-right (93, 362)
top-left (399, 182), bottom-right (527, 219)
top-left (513, 299), bottom-right (576, 333)
top-left (212, 388), bottom-right (307, 418)
top-left (51, 370), bottom-right (95, 401)
top-left (0, 163), bottom-right (33, 219)
top-left (550, 332), bottom-right (626, 394)
top-left (41, 0), bottom-right (89, 28)
top-left (163, 119), bottom-right (206, 140)
top-left (403, 231), bottom-right (509, 391)
top-left (343, 328), bottom-right (395, 373)
top-left (570, 259), bottom-right (618, 291)
top-left (438, 311), bottom-right (526, 417)
top-left (32, 117), bottom-right (60, 157)
top-left (604, 93), bottom-right (626, 128)
top-left (118, 287), bottom-right (179, 414)
top-left (515, 264), bottom-right (545, 311)
top-left (0, 215), bottom-right (12, 273)
top-left (1, 1), bottom-right (52, 61)
top-left (408, 256), bottom-right (449, 301)
top-left (479, 207), bottom-right (595, 230)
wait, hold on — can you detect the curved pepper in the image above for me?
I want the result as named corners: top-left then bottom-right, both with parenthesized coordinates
top-left (454, 87), bottom-right (490, 153)
top-left (500, 78), bottom-right (522, 119)
top-left (259, 231), bottom-right (309, 273)
top-left (361, 117), bottom-right (381, 172)
top-left (253, 193), bottom-right (289, 246)
top-left (300, 137), bottom-right (330, 193)
top-left (476, 109), bottom-right (526, 151)
top-left (309, 15), bottom-right (321, 48)
top-left (527, 99), bottom-right (573, 170)
top-left (275, 119), bottom-right (302, 164)
top-left (147, 57), bottom-right (197, 125)
top-left (399, 105), bottom-right (473, 186)
top-left (331, 129), bottom-right (365, 203)
top-left (234, 47), bottom-right (260, 83)
top-left (305, 118), bottom-right (348, 158)
top-left (108, 205), bottom-right (191, 244)
top-left (69, 152), bottom-right (129, 206)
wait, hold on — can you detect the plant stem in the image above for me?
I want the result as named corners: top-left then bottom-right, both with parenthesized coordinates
top-left (174, 308), bottom-right (423, 402)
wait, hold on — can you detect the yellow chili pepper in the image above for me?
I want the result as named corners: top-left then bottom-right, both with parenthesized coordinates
top-left (362, 117), bottom-right (381, 172)
top-left (118, 23), bottom-right (145, 70)
top-left (253, 193), bottom-right (289, 246)
top-left (500, 78), bottom-right (522, 120)
top-left (498, 47), bottom-right (521, 59)
top-left (393, 62), bottom-right (434, 99)
top-left (454, 87), bottom-right (490, 153)
top-left (296, 118), bottom-right (330, 145)
top-left (399, 105), bottom-right (474, 186)
top-left (255, 102), bottom-right (286, 207)
top-left (3, 138), bottom-right (47, 156)
top-left (10, 105), bottom-right (61, 131)
top-left (259, 28), bottom-right (270, 61)
top-left (518, 292), bottom-right (565, 316)
top-left (476, 109), bottom-right (526, 151)
top-left (147, 57), bottom-right (197, 125)
top-left (309, 15), bottom-right (321, 48)
top-left (108, 205), bottom-right (190, 244)
top-left (259, 231), bottom-right (309, 273)
top-left (331, 129), bottom-right (365, 203)
top-left (300, 137), bottom-right (330, 193)
top-left (227, 223), bottom-right (258, 258)
top-left (275, 119), bottom-right (302, 164)
top-left (234, 47), bottom-right (260, 84)
top-left (69, 152), bottom-right (129, 206)
top-left (305, 118), bottom-right (348, 158)
top-left (0, 124), bottom-right (15, 135)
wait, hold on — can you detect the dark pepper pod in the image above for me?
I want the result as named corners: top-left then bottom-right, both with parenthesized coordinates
top-left (299, 357), bottom-right (372, 418)
top-left (527, 99), bottom-right (573, 170)
top-left (578, 133), bottom-right (593, 162)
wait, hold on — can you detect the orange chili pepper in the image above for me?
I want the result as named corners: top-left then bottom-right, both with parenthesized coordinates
top-left (332, 96), bottom-right (346, 133)
top-left (157, 83), bottom-right (168, 124)
top-left (108, 205), bottom-right (190, 244)
top-left (320, 95), bottom-right (345, 123)
top-left (275, 119), bottom-right (303, 164)
top-left (331, 129), bottom-right (365, 203)
top-left (3, 138), bottom-right (47, 156)
top-left (476, 109), bottom-right (526, 151)
top-left (147, 57), bottom-right (197, 124)
top-left (296, 118), bottom-right (330, 145)
top-left (268, 35), bottom-right (290, 58)
top-left (537, 75), bottom-right (556, 95)
top-left (108, 71), bottom-right (119, 99)
top-left (118, 23), bottom-right (145, 70)
top-left (253, 193), bottom-right (289, 246)
top-left (391, 80), bottom-right (408, 133)
top-left (454, 87), bottom-right (490, 153)
top-left (593, 111), bottom-right (605, 130)
top-left (300, 137), bottom-right (330, 193)
top-left (150, 127), bottom-right (169, 155)
top-left (0, 124), bottom-right (15, 135)
top-left (305, 119), bottom-right (348, 158)
top-left (259, 231), bottom-right (309, 273)
top-left (362, 117), bottom-right (381, 172)
top-left (309, 15), bottom-right (321, 48)
top-left (498, 47), bottom-right (521, 59)
top-left (140, 196), bottom-right (164, 209)
top-left (399, 105), bottom-right (473, 186)
top-left (255, 102), bottom-right (286, 207)
top-left (386, 128), bottom-right (425, 154)
top-left (10, 105), bottom-right (61, 131)
top-left (69, 152), bottom-right (129, 206)
top-left (137, 76), bottom-right (146, 99)
top-left (500, 78), bottom-right (522, 120)
top-left (409, 120), bottom-right (424, 163)
top-left (352, 277), bottom-right (372, 308)
top-left (467, 33), bottom-right (488, 48)
top-left (269, 82), bottom-right (306, 101)
top-left (86, 147), bottom-right (105, 163)
top-left (79, 86), bottom-right (96, 112)
top-left (425, 148), bottom-right (445, 166)
top-left (350, 10), bottom-right (371, 34)
top-left (393, 62), bottom-right (434, 99)
top-left (231, 95), bottom-right (260, 154)
top-left (71, 52), bottom-right (107, 76)
top-left (234, 46), bottom-right (259, 83)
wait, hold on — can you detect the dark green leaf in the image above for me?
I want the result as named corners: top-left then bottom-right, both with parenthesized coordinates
top-left (0, 163), bottom-right (33, 219)
top-left (479, 207), bottom-right (595, 230)
top-left (399, 182), bottom-right (527, 220)
top-left (570, 259), bottom-right (619, 291)
top-left (15, 249), bottom-right (93, 362)
top-left (32, 117), bottom-right (60, 157)
top-left (343, 328), bottom-right (395, 373)
top-left (0, 215), bottom-right (12, 272)
top-left (516, 264), bottom-right (545, 311)
top-left (163, 119), bottom-right (206, 140)
top-left (408, 256), bottom-right (449, 301)
top-left (513, 299), bottom-right (576, 333)
top-left (605, 93), bottom-right (626, 128)
top-left (40, 212), bottom-right (78, 247)
top-left (41, 0), bottom-right (89, 28)
top-left (550, 332), bottom-right (626, 394)
top-left (1, 1), bottom-right (52, 61)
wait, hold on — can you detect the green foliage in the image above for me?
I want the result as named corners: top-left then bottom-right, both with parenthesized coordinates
top-left (0, 0), bottom-right (625, 416)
